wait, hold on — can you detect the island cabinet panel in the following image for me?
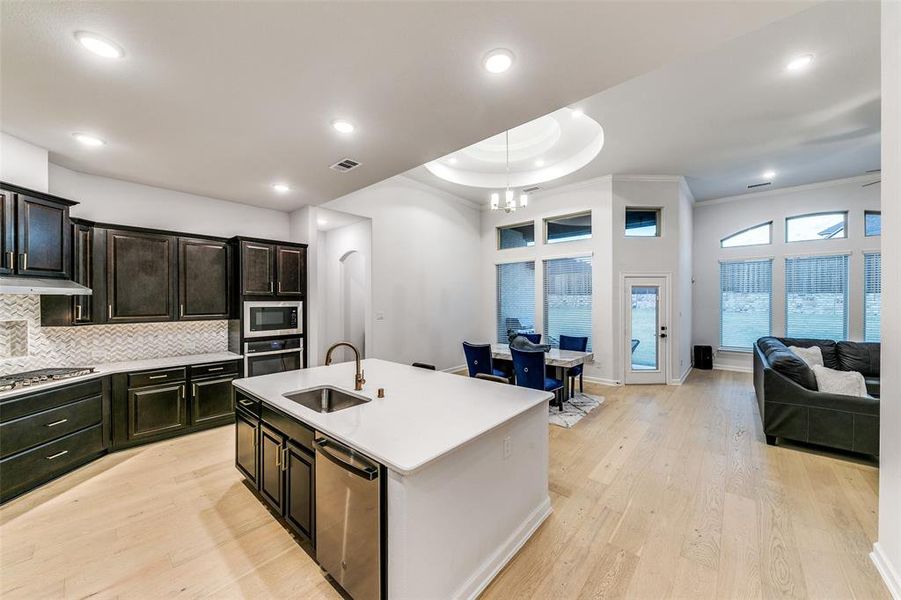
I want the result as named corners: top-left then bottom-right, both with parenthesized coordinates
top-left (14, 193), bottom-right (71, 279)
top-left (275, 245), bottom-right (304, 296)
top-left (259, 423), bottom-right (284, 512)
top-left (127, 382), bottom-right (187, 440)
top-left (284, 441), bottom-right (314, 540)
top-left (235, 409), bottom-right (259, 485)
top-left (0, 191), bottom-right (14, 275)
top-left (107, 229), bottom-right (177, 323)
top-left (179, 238), bottom-right (232, 319)
top-left (241, 241), bottom-right (276, 296)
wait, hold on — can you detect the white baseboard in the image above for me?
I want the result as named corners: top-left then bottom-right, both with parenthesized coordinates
top-left (669, 366), bottom-right (693, 385)
top-left (457, 497), bottom-right (552, 600)
top-left (713, 363), bottom-right (753, 373)
top-left (872, 543), bottom-right (901, 599)
top-left (583, 375), bottom-right (622, 387)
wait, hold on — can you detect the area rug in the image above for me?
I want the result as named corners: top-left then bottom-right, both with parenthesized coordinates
top-left (549, 393), bottom-right (605, 429)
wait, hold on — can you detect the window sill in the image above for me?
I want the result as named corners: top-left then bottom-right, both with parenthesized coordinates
top-left (717, 347), bottom-right (753, 354)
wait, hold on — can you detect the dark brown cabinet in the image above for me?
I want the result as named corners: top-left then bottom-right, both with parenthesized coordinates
top-left (127, 382), bottom-right (187, 440)
top-left (235, 409), bottom-right (259, 485)
top-left (190, 374), bottom-right (236, 425)
top-left (179, 238), bottom-right (232, 319)
top-left (0, 191), bottom-right (13, 275)
top-left (276, 245), bottom-right (304, 296)
top-left (107, 229), bottom-right (177, 323)
top-left (259, 423), bottom-right (284, 512)
top-left (0, 183), bottom-right (76, 279)
top-left (72, 223), bottom-right (93, 323)
top-left (285, 441), bottom-right (314, 539)
top-left (241, 241), bottom-right (275, 295)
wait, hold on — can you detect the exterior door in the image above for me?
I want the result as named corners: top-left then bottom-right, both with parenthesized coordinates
top-left (624, 277), bottom-right (668, 384)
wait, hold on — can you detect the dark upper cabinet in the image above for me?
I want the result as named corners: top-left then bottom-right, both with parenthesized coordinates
top-left (1, 189), bottom-right (73, 279)
top-left (179, 238), bottom-right (232, 320)
top-left (241, 241), bottom-right (276, 296)
top-left (106, 229), bottom-right (177, 323)
top-left (276, 245), bottom-right (304, 296)
top-left (72, 223), bottom-right (93, 323)
top-left (0, 192), bottom-right (13, 275)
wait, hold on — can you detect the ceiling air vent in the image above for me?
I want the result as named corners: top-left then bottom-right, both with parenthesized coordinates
top-left (522, 186), bottom-right (540, 193)
top-left (747, 182), bottom-right (771, 189)
top-left (330, 158), bottom-right (360, 173)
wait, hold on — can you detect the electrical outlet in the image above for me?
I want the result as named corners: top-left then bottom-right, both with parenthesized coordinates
top-left (375, 312), bottom-right (385, 322)
top-left (503, 436), bottom-right (512, 459)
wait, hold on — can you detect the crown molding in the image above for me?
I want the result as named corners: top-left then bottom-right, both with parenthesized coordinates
top-left (695, 174), bottom-right (878, 207)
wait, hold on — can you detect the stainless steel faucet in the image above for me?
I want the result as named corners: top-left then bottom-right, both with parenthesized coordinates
top-left (325, 342), bottom-right (365, 391)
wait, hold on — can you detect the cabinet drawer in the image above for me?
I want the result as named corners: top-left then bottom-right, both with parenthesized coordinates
top-left (0, 395), bottom-right (102, 459)
top-left (262, 404), bottom-right (314, 453)
top-left (128, 367), bottom-right (186, 388)
top-left (235, 390), bottom-right (261, 417)
top-left (0, 379), bottom-right (102, 423)
top-left (190, 361), bottom-right (239, 379)
top-left (0, 424), bottom-right (105, 503)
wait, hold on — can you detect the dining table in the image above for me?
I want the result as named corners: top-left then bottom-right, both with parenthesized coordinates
top-left (490, 344), bottom-right (594, 404)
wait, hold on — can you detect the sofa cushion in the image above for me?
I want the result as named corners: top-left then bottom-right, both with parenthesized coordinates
top-left (811, 365), bottom-right (869, 397)
top-left (836, 341), bottom-right (880, 377)
top-left (788, 345), bottom-right (824, 368)
top-left (779, 338), bottom-right (839, 369)
top-left (758, 337), bottom-right (818, 390)
top-left (865, 377), bottom-right (880, 398)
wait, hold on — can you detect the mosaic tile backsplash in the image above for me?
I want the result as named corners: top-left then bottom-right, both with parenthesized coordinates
top-left (0, 295), bottom-right (229, 375)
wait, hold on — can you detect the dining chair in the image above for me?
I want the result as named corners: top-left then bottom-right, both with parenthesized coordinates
top-left (510, 347), bottom-right (564, 410)
top-left (474, 373), bottom-right (509, 384)
top-left (521, 333), bottom-right (542, 344)
top-left (559, 335), bottom-right (588, 397)
top-left (462, 342), bottom-right (507, 380)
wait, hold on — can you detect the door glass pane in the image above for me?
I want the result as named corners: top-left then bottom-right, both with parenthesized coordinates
top-left (631, 286), bottom-right (658, 370)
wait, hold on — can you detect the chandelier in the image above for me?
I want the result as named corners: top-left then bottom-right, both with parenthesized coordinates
top-left (490, 130), bottom-right (529, 213)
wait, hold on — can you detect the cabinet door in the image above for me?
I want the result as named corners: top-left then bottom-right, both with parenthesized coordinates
top-left (275, 246), bottom-right (304, 296)
top-left (190, 375), bottom-right (235, 425)
top-left (107, 229), bottom-right (177, 322)
top-left (15, 193), bottom-right (70, 278)
top-left (72, 224), bottom-right (93, 323)
top-left (258, 424), bottom-right (284, 512)
top-left (285, 441), bottom-right (314, 541)
top-left (235, 410), bottom-right (259, 485)
top-left (241, 241), bottom-right (275, 296)
top-left (127, 383), bottom-right (187, 440)
top-left (0, 192), bottom-right (13, 275)
top-left (179, 238), bottom-right (231, 319)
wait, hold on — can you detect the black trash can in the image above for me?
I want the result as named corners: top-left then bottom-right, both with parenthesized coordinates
top-left (693, 345), bottom-right (713, 370)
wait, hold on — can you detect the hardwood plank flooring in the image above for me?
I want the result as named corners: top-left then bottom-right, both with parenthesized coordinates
top-left (0, 370), bottom-right (887, 599)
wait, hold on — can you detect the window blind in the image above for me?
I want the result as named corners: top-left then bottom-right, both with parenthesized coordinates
top-left (785, 254), bottom-right (849, 340)
top-left (496, 262), bottom-right (536, 343)
top-left (543, 256), bottom-right (592, 350)
top-left (864, 252), bottom-right (881, 342)
top-left (719, 259), bottom-right (772, 349)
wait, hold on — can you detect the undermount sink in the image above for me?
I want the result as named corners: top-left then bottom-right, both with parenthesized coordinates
top-left (283, 386), bottom-right (369, 413)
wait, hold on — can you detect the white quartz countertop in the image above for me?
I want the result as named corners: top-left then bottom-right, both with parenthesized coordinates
top-left (233, 358), bottom-right (553, 475)
top-left (0, 352), bottom-right (243, 401)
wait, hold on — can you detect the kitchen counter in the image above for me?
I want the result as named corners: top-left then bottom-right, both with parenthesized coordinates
top-left (0, 352), bottom-right (243, 401)
top-left (232, 358), bottom-right (552, 475)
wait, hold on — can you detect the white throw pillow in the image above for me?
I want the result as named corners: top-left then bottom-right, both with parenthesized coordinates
top-left (789, 345), bottom-right (824, 368)
top-left (811, 365), bottom-right (869, 398)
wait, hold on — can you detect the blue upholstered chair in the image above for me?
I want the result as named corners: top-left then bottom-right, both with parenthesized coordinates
top-left (463, 342), bottom-right (508, 381)
top-left (559, 335), bottom-right (588, 397)
top-left (521, 333), bottom-right (542, 344)
top-left (510, 347), bottom-right (564, 409)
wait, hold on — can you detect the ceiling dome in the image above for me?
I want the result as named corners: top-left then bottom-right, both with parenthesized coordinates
top-left (425, 107), bottom-right (604, 189)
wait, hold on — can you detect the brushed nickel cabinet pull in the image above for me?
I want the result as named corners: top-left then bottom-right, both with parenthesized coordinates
top-left (281, 447), bottom-right (289, 472)
top-left (108, 305), bottom-right (112, 319)
top-left (180, 304), bottom-right (184, 317)
top-left (269, 281), bottom-right (274, 293)
top-left (277, 281), bottom-right (281, 294)
top-left (5, 250), bottom-right (12, 269)
top-left (75, 304), bottom-right (83, 321)
top-left (208, 366), bottom-right (225, 372)
top-left (148, 374), bottom-right (167, 380)
top-left (238, 399), bottom-right (253, 407)
top-left (192, 383), bottom-right (198, 397)
top-left (46, 419), bottom-right (68, 427)
top-left (179, 385), bottom-right (185, 400)
top-left (275, 445), bottom-right (282, 468)
top-left (46, 450), bottom-right (69, 460)
top-left (19, 252), bottom-right (27, 270)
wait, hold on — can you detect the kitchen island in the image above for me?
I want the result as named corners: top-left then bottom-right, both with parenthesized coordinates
top-left (232, 358), bottom-right (552, 600)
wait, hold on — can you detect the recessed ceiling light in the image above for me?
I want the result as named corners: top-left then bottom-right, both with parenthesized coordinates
top-left (762, 170), bottom-right (776, 179)
top-left (571, 108), bottom-right (584, 118)
top-left (271, 183), bottom-right (291, 193)
top-left (72, 132), bottom-right (105, 147)
top-left (332, 120), bottom-right (355, 134)
top-left (74, 32), bottom-right (124, 59)
top-left (786, 53), bottom-right (814, 72)
top-left (534, 159), bottom-right (545, 167)
top-left (317, 219), bottom-right (328, 226)
top-left (483, 49), bottom-right (514, 74)
top-left (448, 157), bottom-right (458, 165)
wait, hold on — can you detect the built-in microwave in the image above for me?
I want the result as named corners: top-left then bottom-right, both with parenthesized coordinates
top-left (243, 301), bottom-right (302, 339)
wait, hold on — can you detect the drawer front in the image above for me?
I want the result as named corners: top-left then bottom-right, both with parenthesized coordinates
top-left (0, 424), bottom-right (105, 503)
top-left (190, 361), bottom-right (239, 379)
top-left (128, 367), bottom-right (186, 388)
top-left (0, 379), bottom-right (102, 422)
top-left (0, 395), bottom-right (103, 459)
top-left (262, 404), bottom-right (314, 453)
top-left (235, 390), bottom-right (261, 418)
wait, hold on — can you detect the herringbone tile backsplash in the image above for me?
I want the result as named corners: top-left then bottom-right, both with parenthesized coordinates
top-left (0, 295), bottom-right (228, 375)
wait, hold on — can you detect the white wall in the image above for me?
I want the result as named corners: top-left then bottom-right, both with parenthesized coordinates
top-left (692, 177), bottom-right (881, 371)
top-left (874, 1), bottom-right (901, 596)
top-left (0, 132), bottom-right (49, 192)
top-left (289, 206), bottom-right (321, 367)
top-left (320, 176), bottom-right (481, 371)
top-left (50, 164), bottom-right (290, 240)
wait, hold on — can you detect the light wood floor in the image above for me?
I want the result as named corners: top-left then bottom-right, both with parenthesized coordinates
top-left (0, 370), bottom-right (887, 599)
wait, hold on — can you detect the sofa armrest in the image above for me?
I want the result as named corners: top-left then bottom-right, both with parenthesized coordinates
top-left (763, 369), bottom-right (879, 416)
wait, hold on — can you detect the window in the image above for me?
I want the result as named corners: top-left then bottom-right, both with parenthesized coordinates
top-left (721, 222), bottom-right (772, 248)
top-left (719, 259), bottom-right (773, 349)
top-left (625, 208), bottom-right (660, 237)
top-left (497, 222), bottom-right (535, 250)
top-left (786, 212), bottom-right (847, 242)
top-left (865, 211), bottom-right (882, 237)
top-left (865, 253), bottom-right (881, 342)
top-left (496, 261), bottom-right (536, 343)
top-left (785, 254), bottom-right (849, 340)
top-left (543, 256), bottom-right (592, 350)
top-left (545, 212), bottom-right (592, 244)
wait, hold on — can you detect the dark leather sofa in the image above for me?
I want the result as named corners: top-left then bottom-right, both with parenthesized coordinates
top-left (753, 337), bottom-right (880, 455)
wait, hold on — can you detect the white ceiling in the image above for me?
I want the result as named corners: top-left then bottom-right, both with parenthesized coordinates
top-left (407, 1), bottom-right (880, 203)
top-left (0, 1), bottom-right (811, 211)
top-left (316, 207), bottom-right (367, 233)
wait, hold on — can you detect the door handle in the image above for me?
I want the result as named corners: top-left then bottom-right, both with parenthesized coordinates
top-left (46, 450), bottom-right (69, 460)
top-left (659, 333), bottom-right (668, 339)
top-left (5, 250), bottom-right (12, 269)
top-left (281, 446), bottom-right (289, 472)
top-left (19, 252), bottom-right (27, 271)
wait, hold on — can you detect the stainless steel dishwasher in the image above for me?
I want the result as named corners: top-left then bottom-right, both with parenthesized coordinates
top-left (315, 433), bottom-right (382, 600)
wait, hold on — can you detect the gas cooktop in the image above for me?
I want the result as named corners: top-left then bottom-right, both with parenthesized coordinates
top-left (0, 367), bottom-right (97, 392)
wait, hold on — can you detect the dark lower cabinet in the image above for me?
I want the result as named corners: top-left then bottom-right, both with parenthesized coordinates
top-left (259, 423), bottom-right (284, 512)
top-left (128, 382), bottom-right (187, 440)
top-left (235, 409), bottom-right (259, 485)
top-left (190, 375), bottom-right (236, 425)
top-left (285, 440), bottom-right (314, 539)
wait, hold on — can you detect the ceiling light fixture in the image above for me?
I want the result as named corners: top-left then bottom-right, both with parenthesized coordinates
top-left (72, 132), bottom-right (105, 147)
top-left (490, 130), bottom-right (528, 213)
top-left (762, 170), bottom-right (776, 180)
top-left (332, 119), bottom-right (355, 134)
top-left (786, 53), bottom-right (814, 72)
top-left (318, 219), bottom-right (328, 226)
top-left (534, 159), bottom-right (545, 167)
top-left (74, 32), bottom-right (124, 59)
top-left (483, 49), bottom-right (514, 74)
top-left (271, 183), bottom-right (291, 193)
top-left (571, 108), bottom-right (584, 118)
top-left (448, 157), bottom-right (458, 165)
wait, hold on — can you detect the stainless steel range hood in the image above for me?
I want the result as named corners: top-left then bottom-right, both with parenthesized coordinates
top-left (0, 276), bottom-right (92, 296)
